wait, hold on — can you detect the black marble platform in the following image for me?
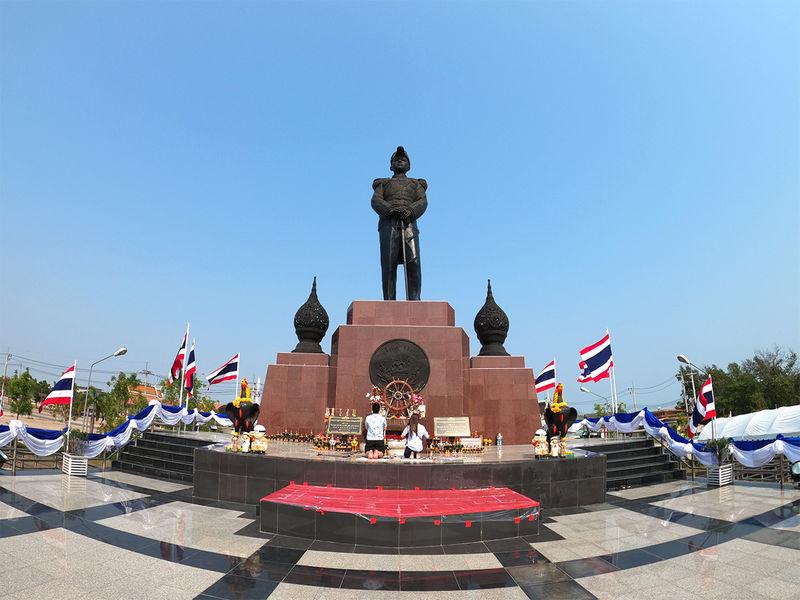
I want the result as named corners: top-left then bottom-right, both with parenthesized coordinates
top-left (193, 445), bottom-right (607, 509)
top-left (259, 501), bottom-right (541, 547)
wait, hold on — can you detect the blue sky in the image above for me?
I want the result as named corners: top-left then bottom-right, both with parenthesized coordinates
top-left (1, 1), bottom-right (798, 412)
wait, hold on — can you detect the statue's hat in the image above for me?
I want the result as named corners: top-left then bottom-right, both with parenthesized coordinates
top-left (390, 145), bottom-right (410, 167)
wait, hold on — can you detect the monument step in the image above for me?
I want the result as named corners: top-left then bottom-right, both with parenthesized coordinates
top-left (112, 459), bottom-right (194, 484)
top-left (607, 459), bottom-right (681, 478)
top-left (124, 442), bottom-right (196, 459)
top-left (578, 439), bottom-right (686, 489)
top-left (123, 447), bottom-right (194, 470)
top-left (143, 431), bottom-right (214, 447)
top-left (606, 468), bottom-right (686, 490)
top-left (132, 438), bottom-right (203, 456)
top-left (591, 446), bottom-right (663, 460)
top-left (587, 439), bottom-right (654, 452)
top-left (113, 430), bottom-right (207, 484)
top-left (605, 454), bottom-right (671, 469)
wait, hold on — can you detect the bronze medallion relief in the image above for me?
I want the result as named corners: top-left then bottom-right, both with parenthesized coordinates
top-left (368, 339), bottom-right (430, 392)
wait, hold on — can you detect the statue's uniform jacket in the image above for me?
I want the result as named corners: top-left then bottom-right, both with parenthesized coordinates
top-left (371, 176), bottom-right (428, 300)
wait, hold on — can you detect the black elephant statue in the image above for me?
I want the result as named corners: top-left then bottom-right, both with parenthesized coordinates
top-left (544, 404), bottom-right (578, 444)
top-left (225, 401), bottom-right (260, 434)
top-left (544, 383), bottom-right (578, 444)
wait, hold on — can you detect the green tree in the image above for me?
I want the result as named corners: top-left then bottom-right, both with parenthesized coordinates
top-left (94, 372), bottom-right (142, 432)
top-left (674, 347), bottom-right (799, 417)
top-left (5, 369), bottom-right (49, 418)
top-left (159, 375), bottom-right (216, 412)
top-left (159, 377), bottom-right (181, 405)
top-left (593, 400), bottom-right (627, 416)
top-left (160, 375), bottom-right (225, 431)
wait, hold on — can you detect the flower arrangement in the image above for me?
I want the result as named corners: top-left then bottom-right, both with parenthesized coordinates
top-left (264, 430), bottom-right (313, 443)
top-left (430, 439), bottom-right (464, 455)
top-left (549, 383), bottom-right (568, 413)
top-left (366, 386), bottom-right (383, 404)
top-left (312, 433), bottom-right (358, 452)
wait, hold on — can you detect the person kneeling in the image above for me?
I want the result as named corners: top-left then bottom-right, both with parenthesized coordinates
top-left (364, 402), bottom-right (387, 460)
top-left (401, 413), bottom-right (428, 459)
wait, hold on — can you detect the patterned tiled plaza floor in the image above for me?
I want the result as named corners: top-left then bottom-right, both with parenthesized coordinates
top-left (1, 469), bottom-right (798, 599)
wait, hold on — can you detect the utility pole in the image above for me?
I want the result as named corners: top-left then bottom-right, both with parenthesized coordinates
top-left (254, 377), bottom-right (262, 405)
top-left (679, 371), bottom-right (689, 413)
top-left (688, 370), bottom-right (697, 411)
top-left (141, 363), bottom-right (154, 401)
top-left (630, 381), bottom-right (637, 410)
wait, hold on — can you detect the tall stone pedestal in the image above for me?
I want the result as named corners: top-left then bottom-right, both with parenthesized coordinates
top-left (260, 301), bottom-right (540, 445)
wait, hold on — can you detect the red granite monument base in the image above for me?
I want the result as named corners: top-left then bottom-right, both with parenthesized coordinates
top-left (259, 301), bottom-right (540, 445)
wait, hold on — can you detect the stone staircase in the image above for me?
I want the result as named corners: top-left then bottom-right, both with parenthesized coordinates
top-left (112, 430), bottom-right (210, 483)
top-left (579, 438), bottom-right (686, 490)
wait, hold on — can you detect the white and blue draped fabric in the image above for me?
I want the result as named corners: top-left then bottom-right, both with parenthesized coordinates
top-left (575, 407), bottom-right (800, 468)
top-left (729, 436), bottom-right (800, 468)
top-left (0, 421), bottom-right (66, 457)
top-left (0, 400), bottom-right (232, 458)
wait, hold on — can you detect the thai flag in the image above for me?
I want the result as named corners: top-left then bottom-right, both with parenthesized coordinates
top-left (168, 333), bottom-right (187, 384)
top-left (535, 359), bottom-right (557, 393)
top-left (38, 363), bottom-right (76, 413)
top-left (688, 377), bottom-right (716, 438)
top-left (577, 331), bottom-right (614, 383)
top-left (184, 340), bottom-right (196, 398)
top-left (207, 353), bottom-right (239, 386)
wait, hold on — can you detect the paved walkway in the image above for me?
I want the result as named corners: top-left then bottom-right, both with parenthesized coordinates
top-left (0, 469), bottom-right (798, 599)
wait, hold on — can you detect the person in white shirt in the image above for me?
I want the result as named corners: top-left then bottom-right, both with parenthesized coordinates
top-left (364, 402), bottom-right (387, 459)
top-left (401, 413), bottom-right (428, 459)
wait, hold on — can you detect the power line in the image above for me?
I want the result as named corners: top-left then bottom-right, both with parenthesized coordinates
top-left (1, 353), bottom-right (167, 380)
top-left (632, 380), bottom-right (677, 395)
top-left (632, 375), bottom-right (677, 390)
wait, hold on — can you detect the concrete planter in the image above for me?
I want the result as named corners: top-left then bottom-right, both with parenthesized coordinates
top-left (62, 453), bottom-right (89, 477)
top-left (707, 463), bottom-right (733, 487)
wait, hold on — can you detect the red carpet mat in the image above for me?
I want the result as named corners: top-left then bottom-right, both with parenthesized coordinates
top-left (261, 483), bottom-right (539, 518)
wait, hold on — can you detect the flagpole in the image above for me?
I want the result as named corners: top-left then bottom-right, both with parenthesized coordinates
top-left (177, 323), bottom-right (189, 410)
top-left (234, 353), bottom-right (240, 403)
top-left (610, 367), bottom-right (619, 414)
top-left (0, 352), bottom-right (10, 417)
top-left (66, 360), bottom-right (77, 452)
top-left (190, 338), bottom-right (196, 409)
top-left (66, 360), bottom-right (77, 429)
top-left (177, 323), bottom-right (189, 433)
top-left (709, 374), bottom-right (716, 441)
top-left (606, 330), bottom-right (618, 415)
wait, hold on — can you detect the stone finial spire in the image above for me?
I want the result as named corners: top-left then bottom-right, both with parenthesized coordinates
top-left (292, 277), bottom-right (329, 353)
top-left (473, 279), bottom-right (510, 356)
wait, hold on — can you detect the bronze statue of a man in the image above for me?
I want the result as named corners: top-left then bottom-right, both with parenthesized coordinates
top-left (371, 146), bottom-right (428, 300)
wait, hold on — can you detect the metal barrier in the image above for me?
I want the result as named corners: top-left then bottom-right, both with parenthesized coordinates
top-left (733, 456), bottom-right (790, 486)
top-left (1, 439), bottom-right (61, 472)
top-left (653, 432), bottom-right (696, 483)
top-left (0, 440), bottom-right (126, 474)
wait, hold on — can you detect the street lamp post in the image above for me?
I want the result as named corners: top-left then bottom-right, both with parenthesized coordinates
top-left (81, 347), bottom-right (128, 431)
top-left (677, 354), bottom-right (700, 408)
top-left (677, 354), bottom-right (715, 439)
top-left (580, 386), bottom-right (613, 438)
top-left (579, 386), bottom-right (609, 402)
